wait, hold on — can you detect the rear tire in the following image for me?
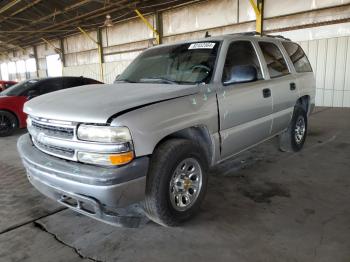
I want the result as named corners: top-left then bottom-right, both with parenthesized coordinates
top-left (143, 138), bottom-right (208, 226)
top-left (279, 106), bottom-right (308, 152)
top-left (0, 110), bottom-right (18, 137)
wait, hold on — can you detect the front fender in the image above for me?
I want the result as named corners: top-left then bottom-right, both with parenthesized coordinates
top-left (110, 90), bottom-right (219, 157)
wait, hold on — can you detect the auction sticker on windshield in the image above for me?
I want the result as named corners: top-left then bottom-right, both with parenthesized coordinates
top-left (188, 42), bottom-right (216, 49)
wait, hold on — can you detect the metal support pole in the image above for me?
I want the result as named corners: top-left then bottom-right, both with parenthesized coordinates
top-left (155, 11), bottom-right (163, 45)
top-left (33, 45), bottom-right (39, 77)
top-left (77, 27), bottom-right (104, 82)
top-left (249, 0), bottom-right (264, 35)
top-left (59, 38), bottom-right (66, 67)
top-left (97, 28), bottom-right (104, 64)
top-left (135, 9), bottom-right (160, 45)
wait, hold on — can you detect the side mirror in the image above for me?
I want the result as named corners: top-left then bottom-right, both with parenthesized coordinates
top-left (223, 65), bottom-right (258, 85)
top-left (27, 90), bottom-right (39, 100)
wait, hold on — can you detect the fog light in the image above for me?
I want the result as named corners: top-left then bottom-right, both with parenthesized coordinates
top-left (77, 151), bottom-right (134, 166)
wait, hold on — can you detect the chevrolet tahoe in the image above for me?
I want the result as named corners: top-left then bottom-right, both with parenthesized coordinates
top-left (17, 33), bottom-right (315, 227)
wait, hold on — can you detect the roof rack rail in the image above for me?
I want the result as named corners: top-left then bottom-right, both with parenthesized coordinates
top-left (242, 31), bottom-right (261, 36)
top-left (263, 34), bottom-right (291, 41)
top-left (228, 31), bottom-right (260, 36)
top-left (228, 31), bottom-right (291, 41)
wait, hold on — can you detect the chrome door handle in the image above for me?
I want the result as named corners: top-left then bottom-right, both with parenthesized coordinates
top-left (262, 88), bottom-right (271, 98)
top-left (290, 82), bottom-right (296, 90)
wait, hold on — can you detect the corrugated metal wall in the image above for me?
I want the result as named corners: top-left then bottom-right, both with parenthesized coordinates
top-left (299, 37), bottom-right (350, 107)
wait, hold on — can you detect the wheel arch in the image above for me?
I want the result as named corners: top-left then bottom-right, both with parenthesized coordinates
top-left (0, 109), bottom-right (20, 127)
top-left (296, 95), bottom-right (310, 114)
top-left (152, 125), bottom-right (214, 166)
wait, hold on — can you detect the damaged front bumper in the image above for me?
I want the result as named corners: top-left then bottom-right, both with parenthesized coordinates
top-left (17, 134), bottom-right (149, 227)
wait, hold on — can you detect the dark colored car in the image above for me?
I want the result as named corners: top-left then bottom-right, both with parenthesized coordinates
top-left (0, 76), bottom-right (102, 137)
top-left (0, 80), bottom-right (17, 91)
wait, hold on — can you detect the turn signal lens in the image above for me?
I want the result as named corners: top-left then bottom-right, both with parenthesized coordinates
top-left (77, 151), bottom-right (134, 166)
top-left (109, 151), bottom-right (134, 165)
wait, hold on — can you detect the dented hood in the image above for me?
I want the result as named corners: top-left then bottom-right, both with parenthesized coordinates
top-left (24, 83), bottom-right (199, 123)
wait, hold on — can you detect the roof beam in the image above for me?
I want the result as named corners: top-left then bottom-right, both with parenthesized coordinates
top-left (0, 0), bottom-right (195, 52)
top-left (5, 0), bottom-right (92, 36)
top-left (9, 0), bottom-right (137, 46)
top-left (0, 0), bottom-right (21, 15)
top-left (0, 0), bottom-right (42, 24)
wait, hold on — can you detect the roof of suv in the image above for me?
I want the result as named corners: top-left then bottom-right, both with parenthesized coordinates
top-left (204, 33), bottom-right (290, 42)
top-left (150, 33), bottom-right (292, 50)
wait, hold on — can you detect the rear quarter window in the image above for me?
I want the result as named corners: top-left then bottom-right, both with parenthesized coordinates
top-left (282, 42), bottom-right (313, 73)
top-left (258, 42), bottom-right (290, 78)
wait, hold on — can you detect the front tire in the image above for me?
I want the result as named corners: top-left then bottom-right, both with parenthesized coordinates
top-left (0, 110), bottom-right (18, 137)
top-left (279, 106), bottom-right (308, 152)
top-left (144, 139), bottom-right (208, 226)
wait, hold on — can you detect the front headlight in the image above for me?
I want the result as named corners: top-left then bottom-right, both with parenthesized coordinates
top-left (77, 125), bottom-right (132, 143)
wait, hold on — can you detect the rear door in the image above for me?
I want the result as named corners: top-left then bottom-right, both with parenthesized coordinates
top-left (217, 40), bottom-right (273, 159)
top-left (282, 41), bottom-right (315, 112)
top-left (257, 41), bottom-right (298, 135)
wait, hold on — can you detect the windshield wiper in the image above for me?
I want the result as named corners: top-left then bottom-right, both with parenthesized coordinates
top-left (114, 79), bottom-right (138, 83)
top-left (117, 77), bottom-right (197, 85)
top-left (139, 77), bottom-right (179, 85)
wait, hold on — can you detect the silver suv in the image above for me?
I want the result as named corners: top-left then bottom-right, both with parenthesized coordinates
top-left (18, 34), bottom-right (315, 227)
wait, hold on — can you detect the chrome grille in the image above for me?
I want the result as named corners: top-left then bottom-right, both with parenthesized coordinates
top-left (33, 139), bottom-right (75, 159)
top-left (29, 117), bottom-right (77, 160)
top-left (27, 116), bottom-right (132, 163)
top-left (31, 120), bottom-right (74, 139)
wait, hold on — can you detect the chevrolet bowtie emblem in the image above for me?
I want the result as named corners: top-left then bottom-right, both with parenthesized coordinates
top-left (37, 132), bottom-right (46, 143)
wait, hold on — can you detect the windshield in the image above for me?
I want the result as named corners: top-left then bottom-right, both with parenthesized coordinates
top-left (0, 79), bottom-right (39, 96)
top-left (117, 41), bottom-right (220, 85)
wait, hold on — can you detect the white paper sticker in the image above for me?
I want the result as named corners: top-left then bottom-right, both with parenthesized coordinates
top-left (188, 42), bottom-right (216, 49)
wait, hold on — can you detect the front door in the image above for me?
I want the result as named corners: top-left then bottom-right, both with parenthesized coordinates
top-left (217, 40), bottom-right (273, 159)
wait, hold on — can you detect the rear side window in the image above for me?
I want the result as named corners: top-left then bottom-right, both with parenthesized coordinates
top-left (38, 79), bottom-right (63, 95)
top-left (4, 83), bottom-right (15, 89)
top-left (64, 77), bottom-right (83, 89)
top-left (258, 42), bottom-right (289, 78)
top-left (222, 41), bottom-right (263, 82)
top-left (84, 78), bottom-right (102, 85)
top-left (282, 42), bottom-right (312, 73)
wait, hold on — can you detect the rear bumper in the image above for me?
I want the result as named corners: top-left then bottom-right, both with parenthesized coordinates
top-left (17, 134), bottom-right (149, 227)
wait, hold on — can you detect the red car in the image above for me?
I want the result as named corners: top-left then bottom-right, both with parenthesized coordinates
top-left (0, 80), bottom-right (17, 91)
top-left (0, 76), bottom-right (102, 137)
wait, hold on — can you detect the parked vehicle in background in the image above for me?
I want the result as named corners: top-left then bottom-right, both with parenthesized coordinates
top-left (0, 76), bottom-right (102, 137)
top-left (0, 80), bottom-right (17, 92)
top-left (18, 34), bottom-right (315, 227)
